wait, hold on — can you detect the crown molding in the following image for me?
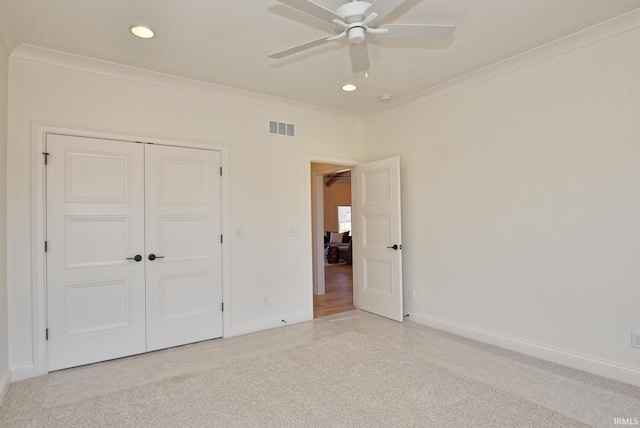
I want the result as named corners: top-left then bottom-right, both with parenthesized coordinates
top-left (10, 44), bottom-right (361, 124)
top-left (0, 39), bottom-right (9, 57)
top-left (364, 8), bottom-right (640, 123)
top-left (10, 7), bottom-right (640, 126)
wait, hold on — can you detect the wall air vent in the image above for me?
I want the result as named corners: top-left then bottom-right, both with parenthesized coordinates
top-left (269, 120), bottom-right (295, 137)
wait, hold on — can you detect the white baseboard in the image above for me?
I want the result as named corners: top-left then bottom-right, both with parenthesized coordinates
top-left (7, 312), bottom-right (312, 381)
top-left (227, 312), bottom-right (312, 338)
top-left (408, 311), bottom-right (640, 387)
top-left (10, 362), bottom-right (35, 382)
top-left (0, 368), bottom-right (10, 406)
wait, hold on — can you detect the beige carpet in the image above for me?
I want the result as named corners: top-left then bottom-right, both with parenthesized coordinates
top-left (1, 310), bottom-right (639, 427)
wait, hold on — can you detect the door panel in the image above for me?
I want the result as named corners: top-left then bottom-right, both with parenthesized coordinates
top-left (64, 150), bottom-right (131, 203)
top-left (159, 272), bottom-right (211, 320)
top-left (145, 145), bottom-right (223, 351)
top-left (158, 158), bottom-right (212, 204)
top-left (65, 278), bottom-right (133, 335)
top-left (158, 216), bottom-right (211, 261)
top-left (364, 259), bottom-right (394, 294)
top-left (353, 156), bottom-right (403, 321)
top-left (65, 216), bottom-right (132, 268)
top-left (46, 135), bottom-right (146, 371)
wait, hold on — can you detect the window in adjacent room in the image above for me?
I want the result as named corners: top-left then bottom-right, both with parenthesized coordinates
top-left (338, 206), bottom-right (352, 234)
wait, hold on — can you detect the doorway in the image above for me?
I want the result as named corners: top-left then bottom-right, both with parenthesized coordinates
top-left (311, 163), bottom-right (354, 318)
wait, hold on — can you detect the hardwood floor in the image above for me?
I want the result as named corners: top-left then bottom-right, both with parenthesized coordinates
top-left (313, 262), bottom-right (354, 318)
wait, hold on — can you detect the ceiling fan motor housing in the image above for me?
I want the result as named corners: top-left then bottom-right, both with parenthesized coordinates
top-left (336, 1), bottom-right (373, 44)
top-left (348, 27), bottom-right (366, 44)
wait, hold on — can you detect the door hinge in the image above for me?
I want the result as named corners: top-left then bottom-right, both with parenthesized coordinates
top-left (220, 234), bottom-right (223, 244)
top-left (220, 167), bottom-right (223, 176)
top-left (42, 152), bottom-right (50, 165)
top-left (44, 241), bottom-right (48, 252)
top-left (221, 302), bottom-right (224, 312)
top-left (45, 328), bottom-right (49, 340)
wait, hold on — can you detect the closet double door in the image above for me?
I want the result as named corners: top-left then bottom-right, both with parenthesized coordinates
top-left (46, 134), bottom-right (222, 371)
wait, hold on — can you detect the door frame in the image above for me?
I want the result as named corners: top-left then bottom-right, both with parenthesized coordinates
top-left (305, 155), bottom-right (360, 318)
top-left (31, 123), bottom-right (231, 376)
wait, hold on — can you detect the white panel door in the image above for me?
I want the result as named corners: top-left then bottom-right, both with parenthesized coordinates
top-left (353, 156), bottom-right (404, 321)
top-left (145, 144), bottom-right (223, 351)
top-left (46, 135), bottom-right (146, 371)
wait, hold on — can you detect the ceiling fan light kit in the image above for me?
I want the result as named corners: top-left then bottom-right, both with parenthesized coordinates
top-left (347, 26), bottom-right (366, 44)
top-left (270, 0), bottom-right (455, 73)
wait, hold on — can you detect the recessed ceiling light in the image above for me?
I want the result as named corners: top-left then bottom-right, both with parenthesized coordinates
top-left (130, 25), bottom-right (155, 39)
top-left (342, 84), bottom-right (357, 92)
top-left (378, 94), bottom-right (392, 102)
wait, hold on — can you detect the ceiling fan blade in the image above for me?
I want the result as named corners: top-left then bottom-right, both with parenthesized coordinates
top-left (277, 0), bottom-right (343, 23)
top-left (269, 36), bottom-right (333, 59)
top-left (349, 42), bottom-right (370, 73)
top-left (365, 0), bottom-right (406, 24)
top-left (377, 24), bottom-right (456, 40)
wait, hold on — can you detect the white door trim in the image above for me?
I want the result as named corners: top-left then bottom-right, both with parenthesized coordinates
top-left (31, 123), bottom-right (231, 376)
top-left (304, 154), bottom-right (360, 319)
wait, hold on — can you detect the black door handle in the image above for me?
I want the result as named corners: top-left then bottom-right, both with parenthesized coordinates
top-left (386, 245), bottom-right (401, 250)
top-left (126, 255), bottom-right (142, 262)
top-left (148, 254), bottom-right (165, 261)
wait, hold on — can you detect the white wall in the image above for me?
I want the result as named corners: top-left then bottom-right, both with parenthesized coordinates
top-left (363, 24), bottom-right (640, 384)
top-left (6, 47), bottom-right (362, 377)
top-left (0, 37), bottom-right (10, 401)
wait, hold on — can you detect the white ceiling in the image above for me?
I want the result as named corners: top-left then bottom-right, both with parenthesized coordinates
top-left (0, 0), bottom-right (639, 115)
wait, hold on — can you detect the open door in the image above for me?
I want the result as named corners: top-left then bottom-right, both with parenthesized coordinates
top-left (352, 156), bottom-right (403, 321)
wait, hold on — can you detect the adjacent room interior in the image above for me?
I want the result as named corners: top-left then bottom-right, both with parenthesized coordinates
top-left (311, 163), bottom-right (354, 318)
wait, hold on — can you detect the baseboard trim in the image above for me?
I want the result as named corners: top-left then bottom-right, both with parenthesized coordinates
top-left (10, 362), bottom-right (35, 382)
top-left (228, 312), bottom-right (311, 338)
top-left (408, 311), bottom-right (640, 387)
top-left (0, 369), bottom-right (10, 406)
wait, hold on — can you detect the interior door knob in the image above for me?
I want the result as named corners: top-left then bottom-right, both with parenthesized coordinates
top-left (126, 255), bottom-right (142, 262)
top-left (148, 254), bottom-right (165, 261)
top-left (386, 244), bottom-right (401, 250)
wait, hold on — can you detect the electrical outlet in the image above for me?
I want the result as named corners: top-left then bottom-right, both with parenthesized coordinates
top-left (263, 296), bottom-right (270, 306)
top-left (410, 289), bottom-right (416, 299)
top-left (236, 228), bottom-right (244, 239)
top-left (289, 226), bottom-right (297, 237)
top-left (632, 331), bottom-right (640, 349)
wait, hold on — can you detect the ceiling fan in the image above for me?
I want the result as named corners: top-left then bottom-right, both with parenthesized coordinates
top-left (325, 171), bottom-right (351, 186)
top-left (269, 0), bottom-right (456, 73)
